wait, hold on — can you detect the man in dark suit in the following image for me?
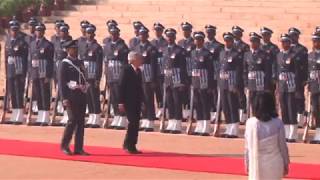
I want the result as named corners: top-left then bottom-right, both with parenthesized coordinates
top-left (119, 51), bottom-right (144, 154)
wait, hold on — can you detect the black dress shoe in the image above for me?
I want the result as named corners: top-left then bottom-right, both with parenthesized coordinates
top-left (310, 140), bottom-right (320, 144)
top-left (126, 147), bottom-right (142, 154)
top-left (13, 121), bottom-right (23, 125)
top-left (227, 135), bottom-right (239, 138)
top-left (220, 134), bottom-right (228, 138)
top-left (144, 128), bottom-right (154, 132)
top-left (160, 129), bottom-right (171, 133)
top-left (170, 130), bottom-right (182, 134)
top-left (108, 126), bottom-right (116, 129)
top-left (51, 122), bottom-right (64, 126)
top-left (191, 132), bottom-right (200, 136)
top-left (200, 133), bottom-right (211, 136)
top-left (74, 150), bottom-right (90, 156)
top-left (286, 139), bottom-right (297, 143)
top-left (115, 126), bottom-right (126, 130)
top-left (139, 127), bottom-right (146, 131)
top-left (85, 124), bottom-right (91, 128)
top-left (90, 124), bottom-right (101, 128)
top-left (40, 122), bottom-right (49, 126)
top-left (61, 148), bottom-right (73, 155)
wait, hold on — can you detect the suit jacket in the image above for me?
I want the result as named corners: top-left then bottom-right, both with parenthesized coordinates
top-left (119, 64), bottom-right (143, 110)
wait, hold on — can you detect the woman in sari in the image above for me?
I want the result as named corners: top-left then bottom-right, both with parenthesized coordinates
top-left (245, 92), bottom-right (290, 180)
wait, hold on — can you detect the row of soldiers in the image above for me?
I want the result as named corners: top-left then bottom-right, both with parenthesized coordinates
top-left (1, 17), bottom-right (320, 144)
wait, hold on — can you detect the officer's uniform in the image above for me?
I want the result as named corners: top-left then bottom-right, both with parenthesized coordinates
top-left (134, 27), bottom-right (158, 131)
top-left (177, 22), bottom-right (195, 118)
top-left (277, 34), bottom-right (299, 142)
top-left (59, 40), bottom-right (88, 154)
top-left (162, 28), bottom-right (188, 134)
top-left (288, 28), bottom-right (308, 127)
top-left (150, 22), bottom-right (168, 119)
top-left (77, 20), bottom-right (90, 60)
top-left (50, 20), bottom-right (65, 49)
top-left (129, 21), bottom-right (143, 50)
top-left (4, 21), bottom-right (29, 124)
top-left (103, 19), bottom-right (118, 43)
top-left (28, 23), bottom-right (54, 126)
top-left (232, 26), bottom-right (250, 123)
top-left (53, 24), bottom-right (73, 121)
top-left (260, 27), bottom-right (280, 98)
top-left (103, 26), bottom-right (129, 129)
top-left (81, 25), bottom-right (103, 128)
top-left (307, 33), bottom-right (320, 144)
top-left (204, 25), bottom-right (224, 121)
top-left (190, 31), bottom-right (214, 136)
top-left (243, 33), bottom-right (272, 115)
top-left (218, 32), bottom-right (242, 138)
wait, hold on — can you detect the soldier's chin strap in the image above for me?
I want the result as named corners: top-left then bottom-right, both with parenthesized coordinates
top-left (62, 58), bottom-right (87, 85)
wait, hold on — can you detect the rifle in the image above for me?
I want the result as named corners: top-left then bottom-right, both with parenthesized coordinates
top-left (213, 88), bottom-right (222, 137)
top-left (159, 83), bottom-right (167, 131)
top-left (50, 87), bottom-right (60, 125)
top-left (101, 80), bottom-right (108, 116)
top-left (186, 86), bottom-right (194, 134)
top-left (102, 88), bottom-right (111, 128)
top-left (26, 80), bottom-right (33, 125)
top-left (0, 80), bottom-right (8, 123)
top-left (302, 91), bottom-right (312, 143)
top-left (23, 75), bottom-right (30, 113)
top-left (245, 88), bottom-right (250, 120)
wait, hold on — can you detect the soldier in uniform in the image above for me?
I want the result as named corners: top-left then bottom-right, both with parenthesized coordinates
top-left (28, 23), bottom-right (54, 126)
top-left (277, 34), bottom-right (299, 142)
top-left (25, 17), bottom-right (38, 45)
top-left (232, 26), bottom-right (250, 123)
top-left (190, 31), bottom-right (214, 136)
top-left (204, 25), bottom-right (224, 121)
top-left (59, 40), bottom-right (89, 156)
top-left (243, 32), bottom-right (272, 115)
top-left (288, 27), bottom-right (308, 128)
top-left (260, 27), bottom-right (280, 98)
top-left (4, 21), bottom-right (29, 124)
top-left (218, 32), bottom-right (242, 138)
top-left (54, 24), bottom-right (73, 123)
top-left (162, 28), bottom-right (187, 134)
top-left (50, 20), bottom-right (65, 46)
top-left (134, 27), bottom-right (158, 131)
top-left (177, 22), bottom-right (195, 119)
top-left (103, 19), bottom-right (118, 43)
top-left (129, 21), bottom-right (143, 50)
top-left (77, 20), bottom-right (90, 60)
top-left (103, 26), bottom-right (129, 130)
top-left (150, 22), bottom-right (167, 119)
top-left (80, 24), bottom-right (103, 128)
top-left (308, 32), bottom-right (320, 144)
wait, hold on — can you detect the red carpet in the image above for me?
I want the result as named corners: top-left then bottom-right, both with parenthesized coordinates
top-left (0, 139), bottom-right (319, 179)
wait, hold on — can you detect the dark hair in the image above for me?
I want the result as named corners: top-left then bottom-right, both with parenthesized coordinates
top-left (252, 92), bottom-right (278, 122)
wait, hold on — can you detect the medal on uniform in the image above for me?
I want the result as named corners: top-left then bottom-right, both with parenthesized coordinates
top-left (199, 56), bottom-right (204, 62)
top-left (114, 50), bottom-right (118, 56)
top-left (285, 58), bottom-right (291, 64)
top-left (14, 46), bottom-right (19, 51)
top-left (227, 57), bottom-right (232, 62)
top-left (210, 49), bottom-right (215, 53)
top-left (88, 51), bottom-right (93, 57)
top-left (142, 51), bottom-right (147, 57)
top-left (187, 47), bottom-right (192, 52)
top-left (257, 58), bottom-right (262, 64)
top-left (40, 48), bottom-right (45, 54)
top-left (170, 53), bottom-right (176, 59)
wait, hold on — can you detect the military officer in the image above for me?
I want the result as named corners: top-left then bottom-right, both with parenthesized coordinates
top-left (103, 26), bottom-right (129, 130)
top-left (190, 31), bottom-right (214, 136)
top-left (288, 27), bottom-right (308, 128)
top-left (177, 22), bottom-right (195, 119)
top-left (134, 27), bottom-right (158, 131)
top-left (150, 22), bottom-right (167, 119)
top-left (308, 32), bottom-right (320, 144)
top-left (129, 21), bottom-right (143, 50)
top-left (50, 20), bottom-right (65, 46)
top-left (104, 19), bottom-right (118, 43)
top-left (232, 26), bottom-right (250, 123)
top-left (277, 34), bottom-right (299, 142)
top-left (4, 21), bottom-right (29, 124)
top-left (243, 32), bottom-right (272, 116)
top-left (28, 23), bottom-right (54, 126)
top-left (59, 40), bottom-right (89, 156)
top-left (204, 25), bottom-right (224, 121)
top-left (25, 17), bottom-right (38, 45)
top-left (162, 28), bottom-right (188, 134)
top-left (80, 24), bottom-right (103, 128)
top-left (218, 32), bottom-right (242, 138)
top-left (260, 27), bottom-right (280, 98)
top-left (77, 20), bottom-right (90, 60)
